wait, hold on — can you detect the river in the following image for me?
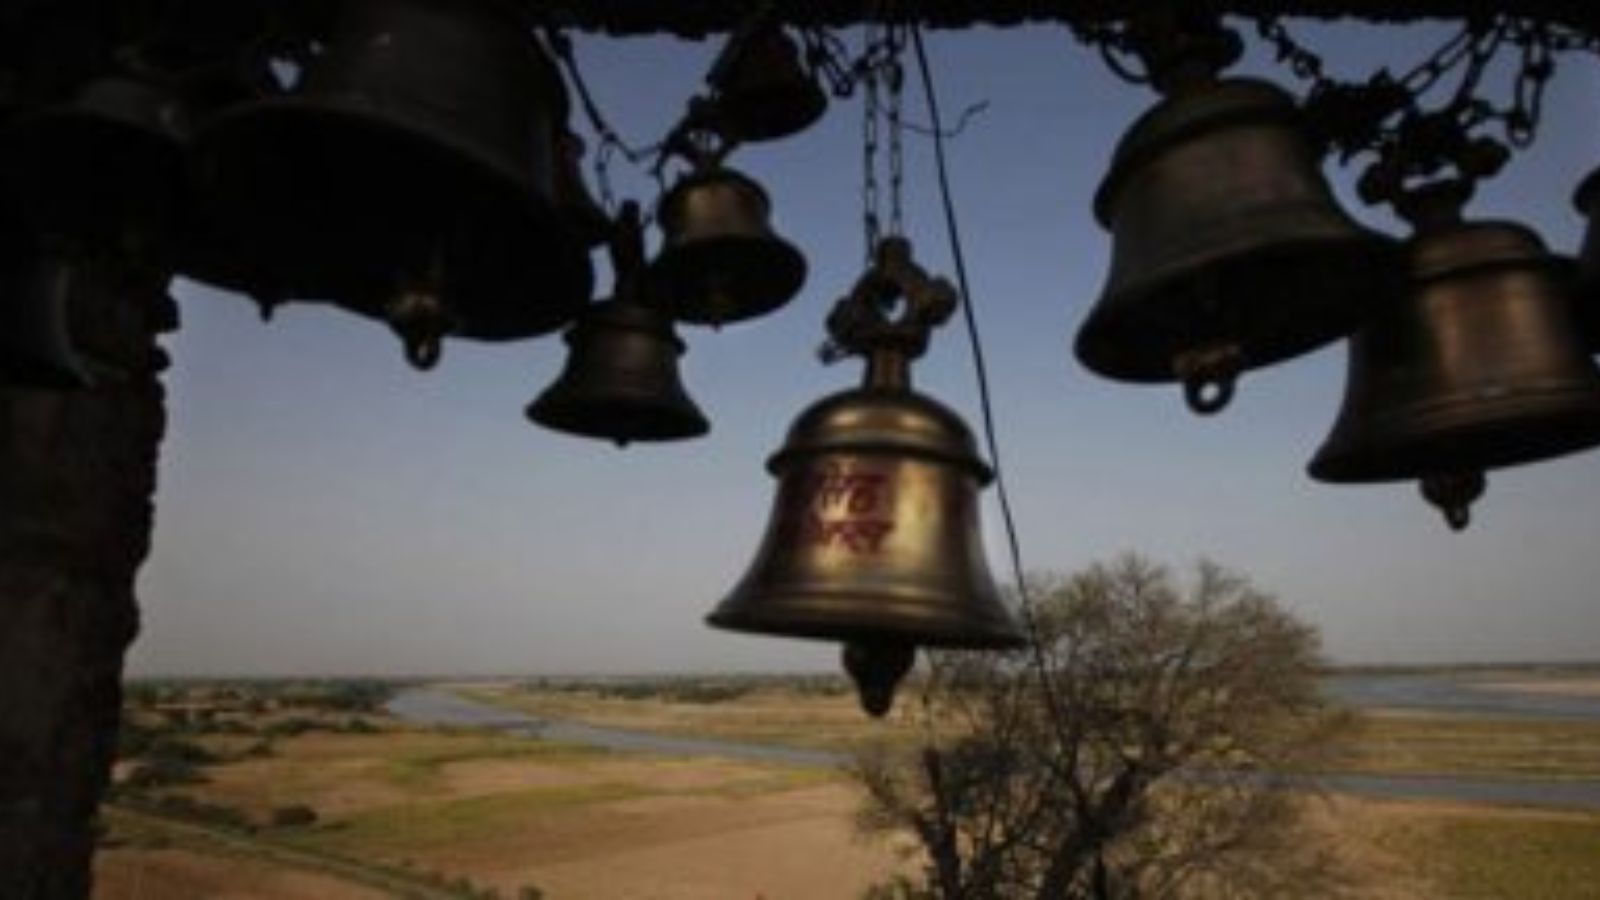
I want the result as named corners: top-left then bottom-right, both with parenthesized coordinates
top-left (386, 682), bottom-right (1600, 812)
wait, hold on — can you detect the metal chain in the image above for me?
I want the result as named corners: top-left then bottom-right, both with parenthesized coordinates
top-left (862, 36), bottom-right (881, 265)
top-left (1254, 13), bottom-right (1583, 206)
top-left (886, 33), bottom-right (905, 238)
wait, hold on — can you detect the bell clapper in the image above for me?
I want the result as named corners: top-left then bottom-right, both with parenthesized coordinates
top-left (1174, 343), bottom-right (1243, 415)
top-left (1420, 471), bottom-right (1487, 532)
top-left (387, 249), bottom-right (457, 372)
top-left (843, 641), bottom-right (917, 718)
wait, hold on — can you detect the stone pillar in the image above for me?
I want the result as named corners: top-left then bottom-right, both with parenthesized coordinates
top-left (0, 260), bottom-right (169, 899)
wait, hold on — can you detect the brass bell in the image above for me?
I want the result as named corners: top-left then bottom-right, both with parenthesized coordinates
top-left (2, 75), bottom-right (189, 254)
top-left (0, 234), bottom-right (94, 389)
top-left (527, 201), bottom-right (709, 445)
top-left (526, 299), bottom-right (709, 445)
top-left (192, 0), bottom-right (592, 359)
top-left (1309, 208), bottom-right (1600, 530)
top-left (1573, 168), bottom-right (1599, 353)
top-left (1076, 77), bottom-right (1397, 414)
top-left (650, 167), bottom-right (806, 327)
top-left (706, 25), bottom-right (828, 143)
top-left (708, 238), bottom-right (1025, 717)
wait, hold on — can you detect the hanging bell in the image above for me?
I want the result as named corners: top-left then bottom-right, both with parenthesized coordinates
top-left (2, 75), bottom-right (190, 257)
top-left (0, 233), bottom-right (95, 389)
top-left (708, 238), bottom-right (1024, 717)
top-left (706, 25), bottom-right (828, 143)
top-left (650, 167), bottom-right (806, 327)
top-left (1309, 211), bottom-right (1600, 530)
top-left (1573, 168), bottom-right (1600, 353)
top-left (526, 299), bottom-right (709, 445)
top-left (192, 0), bottom-right (592, 356)
top-left (1076, 77), bottom-right (1397, 414)
top-left (527, 200), bottom-right (708, 445)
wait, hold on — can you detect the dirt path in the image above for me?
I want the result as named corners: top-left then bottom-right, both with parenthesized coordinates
top-left (103, 807), bottom-right (461, 900)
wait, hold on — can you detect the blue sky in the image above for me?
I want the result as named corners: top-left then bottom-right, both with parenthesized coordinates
top-left (131, 20), bottom-right (1600, 676)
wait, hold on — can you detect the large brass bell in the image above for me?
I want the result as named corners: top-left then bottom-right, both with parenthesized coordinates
top-left (192, 0), bottom-right (592, 364)
top-left (1076, 77), bottom-right (1396, 414)
top-left (650, 166), bottom-right (806, 327)
top-left (1309, 195), bottom-right (1600, 530)
top-left (706, 25), bottom-right (828, 143)
top-left (527, 203), bottom-right (709, 445)
top-left (1573, 167), bottom-right (1600, 353)
top-left (708, 238), bottom-right (1025, 717)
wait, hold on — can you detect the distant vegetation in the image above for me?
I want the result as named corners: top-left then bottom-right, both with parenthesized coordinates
top-left (513, 673), bottom-right (851, 704)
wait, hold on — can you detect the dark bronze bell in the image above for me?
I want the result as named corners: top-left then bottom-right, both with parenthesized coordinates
top-left (192, 0), bottom-right (592, 356)
top-left (0, 235), bottom-right (94, 389)
top-left (1076, 77), bottom-right (1397, 414)
top-left (1309, 215), bottom-right (1600, 530)
top-left (526, 298), bottom-right (709, 445)
top-left (708, 238), bottom-right (1024, 717)
top-left (706, 25), bottom-right (828, 143)
top-left (650, 167), bottom-right (806, 327)
top-left (527, 200), bottom-right (708, 445)
top-left (1573, 168), bottom-right (1600, 353)
top-left (2, 75), bottom-right (189, 254)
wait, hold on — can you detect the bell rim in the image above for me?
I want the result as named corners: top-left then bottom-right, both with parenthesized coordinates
top-left (1074, 232), bottom-right (1396, 382)
top-left (647, 235), bottom-right (808, 325)
top-left (526, 395), bottom-right (711, 442)
top-left (705, 592), bottom-right (1027, 650)
top-left (1094, 77), bottom-right (1301, 226)
top-left (1308, 385), bottom-right (1600, 482)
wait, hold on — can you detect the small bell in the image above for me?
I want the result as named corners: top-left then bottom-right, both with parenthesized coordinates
top-left (1076, 63), bottom-right (1396, 414)
top-left (192, 0), bottom-right (592, 343)
top-left (1572, 168), bottom-right (1599, 353)
top-left (526, 300), bottom-right (709, 445)
top-left (651, 166), bottom-right (806, 327)
top-left (708, 238), bottom-right (1025, 717)
top-left (1310, 186), bottom-right (1600, 529)
top-left (527, 201), bottom-right (709, 445)
top-left (706, 24), bottom-right (828, 143)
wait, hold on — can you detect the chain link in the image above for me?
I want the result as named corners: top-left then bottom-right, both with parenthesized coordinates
top-left (862, 39), bottom-right (880, 264)
top-left (886, 46), bottom-right (905, 238)
top-left (1254, 13), bottom-right (1585, 207)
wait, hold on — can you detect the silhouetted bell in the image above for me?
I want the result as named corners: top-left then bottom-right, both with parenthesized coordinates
top-left (2, 75), bottom-right (189, 254)
top-left (1310, 216), bottom-right (1600, 530)
top-left (527, 299), bottom-right (709, 445)
top-left (193, 0), bottom-right (592, 355)
top-left (651, 167), bottom-right (806, 327)
top-left (1076, 78), bottom-right (1397, 414)
top-left (709, 238), bottom-right (1024, 717)
top-left (1573, 168), bottom-right (1600, 353)
top-left (707, 25), bottom-right (828, 143)
top-left (0, 237), bottom-right (95, 388)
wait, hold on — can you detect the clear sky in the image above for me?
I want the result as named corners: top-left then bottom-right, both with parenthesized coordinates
top-left (129, 20), bottom-right (1600, 677)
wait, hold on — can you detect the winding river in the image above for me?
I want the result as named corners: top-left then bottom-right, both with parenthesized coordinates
top-left (387, 681), bottom-right (1600, 812)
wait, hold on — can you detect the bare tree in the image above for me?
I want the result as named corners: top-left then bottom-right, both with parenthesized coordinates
top-left (854, 555), bottom-right (1355, 900)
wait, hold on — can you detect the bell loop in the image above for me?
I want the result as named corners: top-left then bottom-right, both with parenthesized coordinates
top-left (1420, 471), bottom-right (1487, 532)
top-left (825, 237), bottom-right (957, 371)
top-left (1174, 343), bottom-right (1243, 415)
top-left (386, 278), bottom-right (456, 371)
top-left (842, 641), bottom-right (916, 718)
